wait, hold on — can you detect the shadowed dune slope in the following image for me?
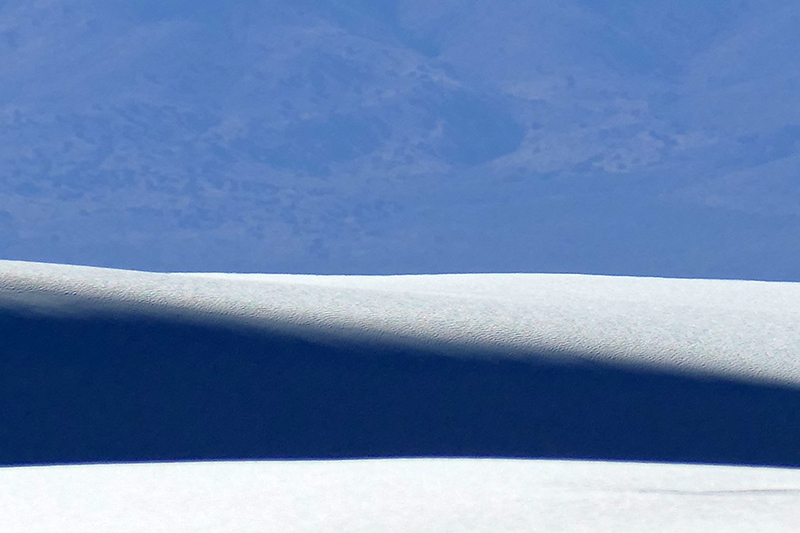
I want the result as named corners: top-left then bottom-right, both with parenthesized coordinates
top-left (2, 260), bottom-right (800, 467)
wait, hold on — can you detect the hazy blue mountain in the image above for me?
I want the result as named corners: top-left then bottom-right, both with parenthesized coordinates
top-left (1, 0), bottom-right (798, 278)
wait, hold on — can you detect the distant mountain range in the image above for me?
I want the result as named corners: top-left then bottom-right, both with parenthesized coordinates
top-left (1, 0), bottom-right (798, 278)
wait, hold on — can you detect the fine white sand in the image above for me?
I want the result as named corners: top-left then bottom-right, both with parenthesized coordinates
top-left (2, 458), bottom-right (800, 532)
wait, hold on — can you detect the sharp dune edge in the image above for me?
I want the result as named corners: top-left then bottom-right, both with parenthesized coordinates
top-left (2, 260), bottom-right (800, 530)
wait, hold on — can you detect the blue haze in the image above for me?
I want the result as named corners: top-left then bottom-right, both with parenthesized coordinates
top-left (1, 0), bottom-right (799, 278)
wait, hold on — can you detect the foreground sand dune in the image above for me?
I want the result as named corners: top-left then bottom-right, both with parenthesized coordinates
top-left (2, 459), bottom-right (800, 532)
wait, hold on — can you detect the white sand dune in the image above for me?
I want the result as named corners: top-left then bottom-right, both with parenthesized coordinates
top-left (2, 458), bottom-right (800, 532)
top-left (3, 259), bottom-right (800, 385)
top-left (2, 260), bottom-right (800, 529)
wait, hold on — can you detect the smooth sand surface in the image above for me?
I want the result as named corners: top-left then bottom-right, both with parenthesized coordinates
top-left (2, 458), bottom-right (800, 532)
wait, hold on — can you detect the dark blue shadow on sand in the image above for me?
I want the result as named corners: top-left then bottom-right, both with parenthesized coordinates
top-left (2, 309), bottom-right (800, 467)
